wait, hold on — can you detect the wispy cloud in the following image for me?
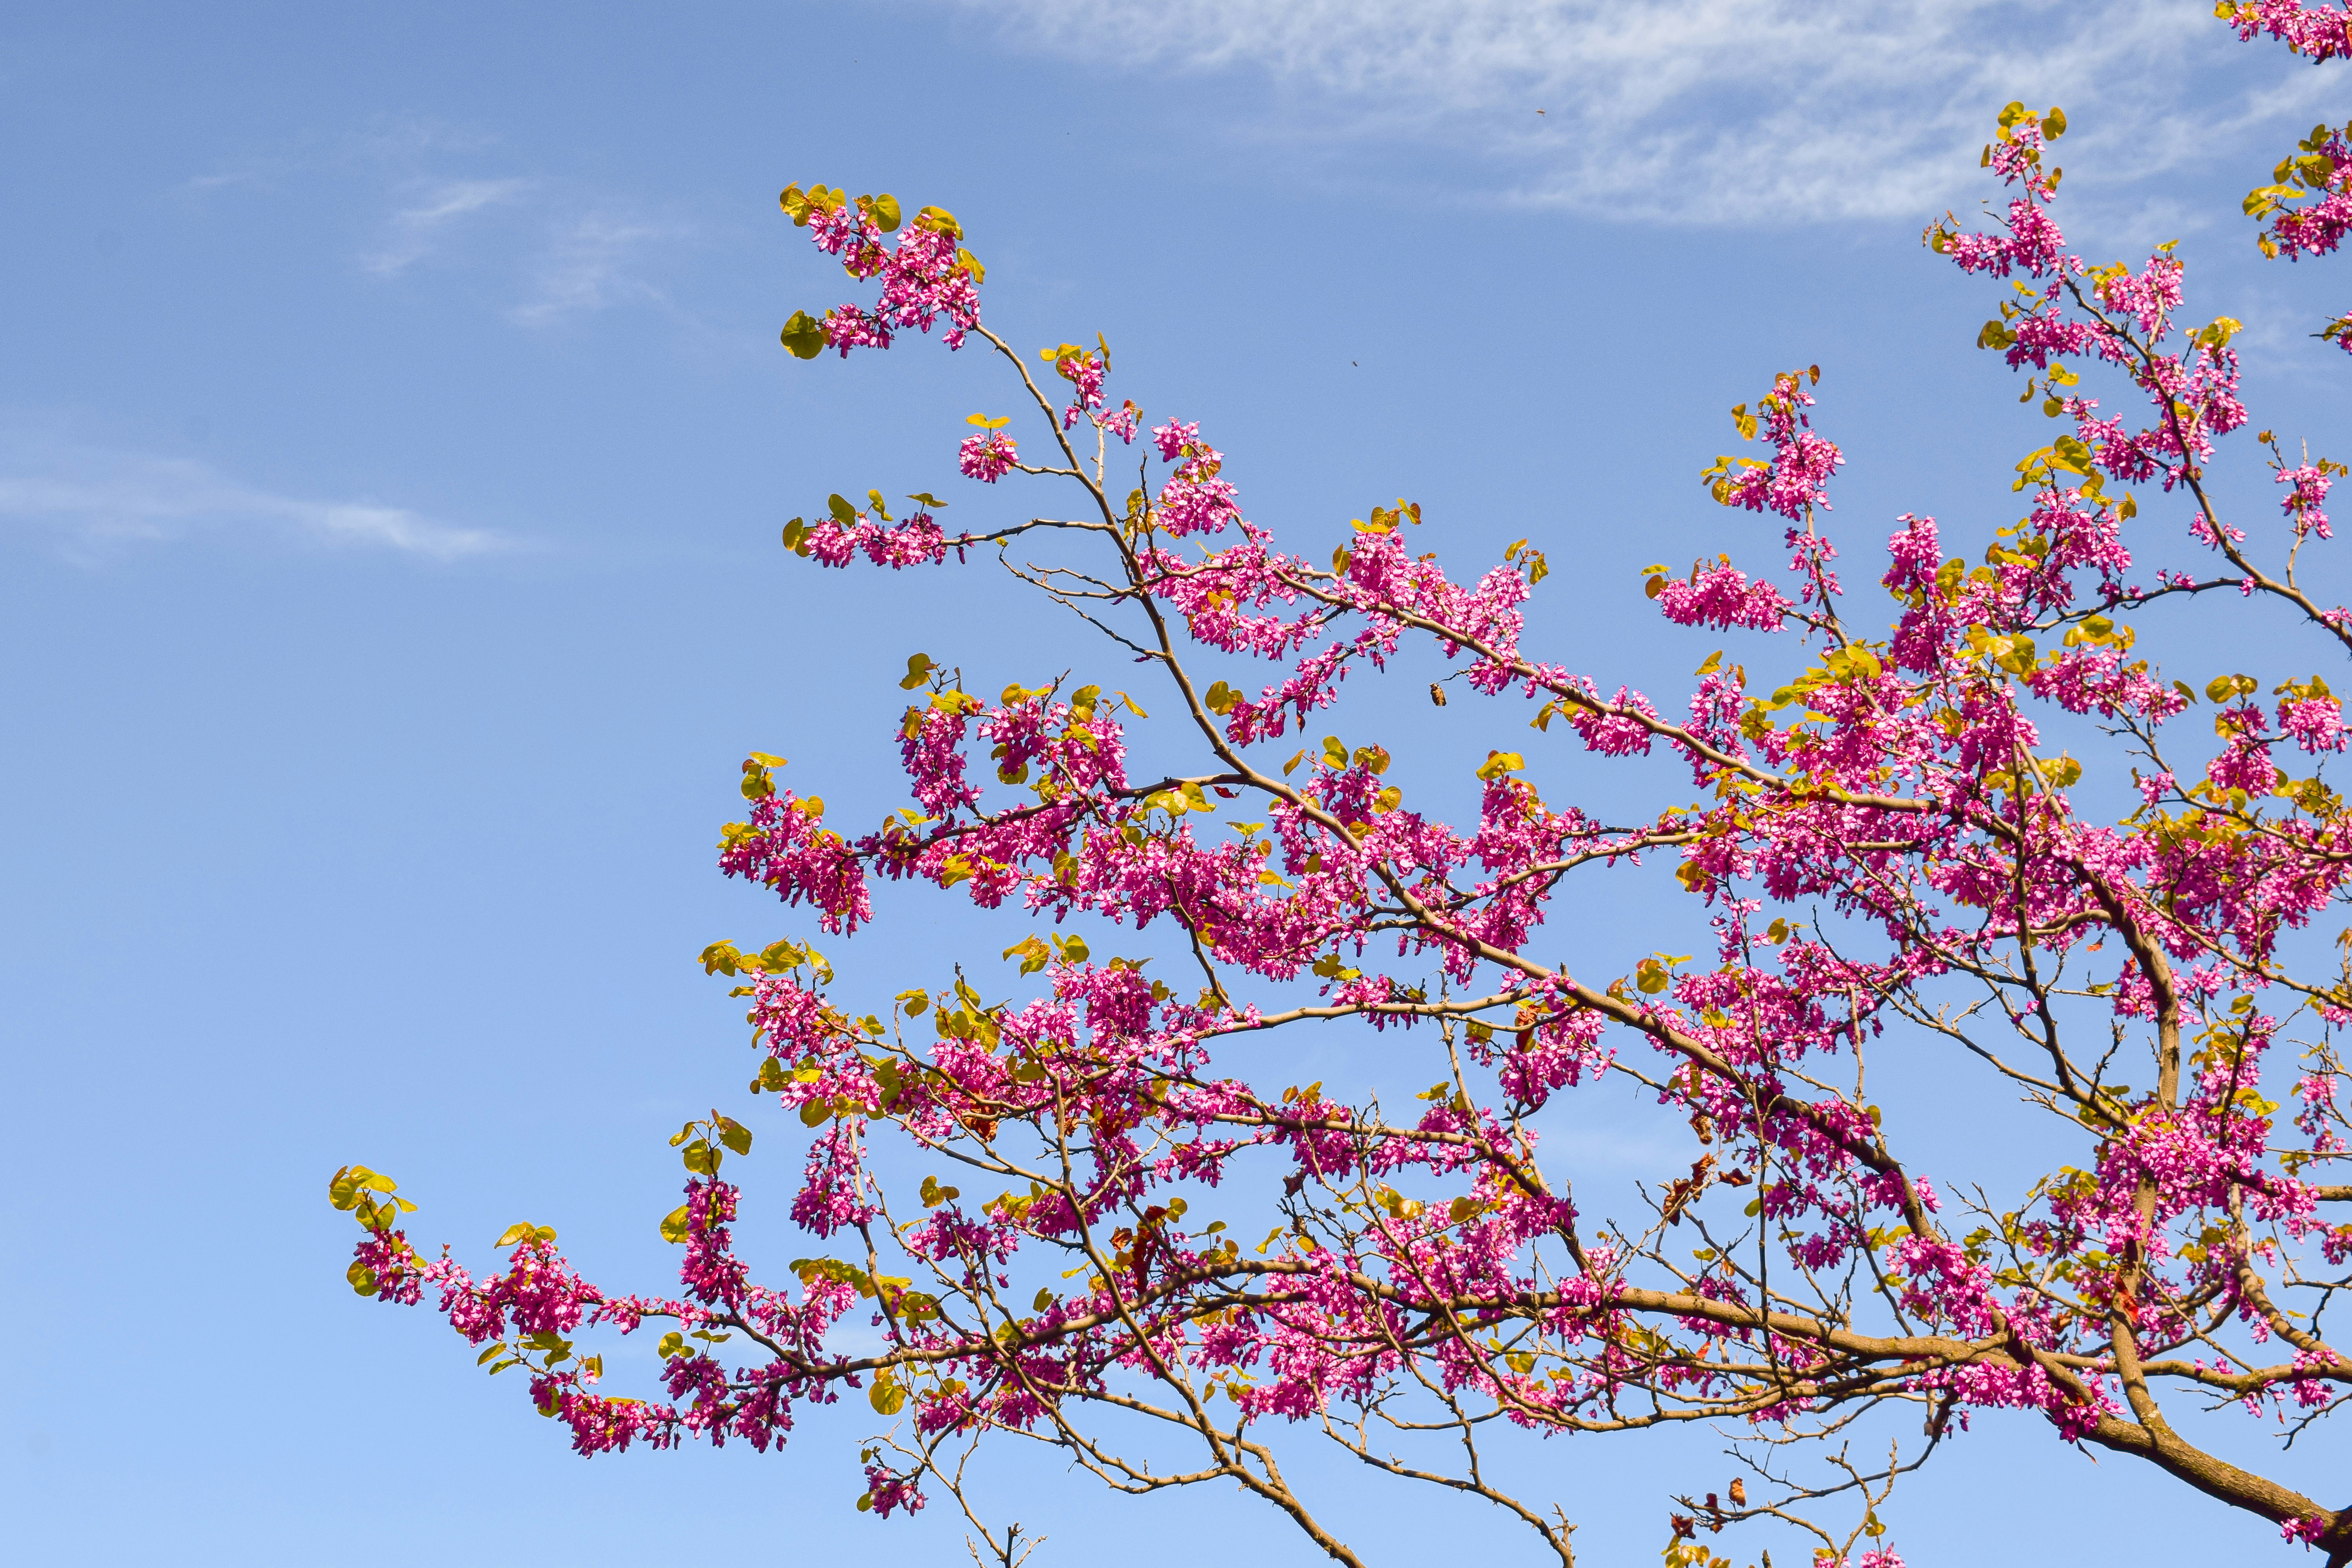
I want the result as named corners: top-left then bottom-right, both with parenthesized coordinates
top-left (364, 178), bottom-right (690, 328)
top-left (180, 118), bottom-right (693, 327)
top-left (362, 176), bottom-right (530, 276)
top-left (955, 0), bottom-right (2336, 224)
top-left (510, 212), bottom-right (681, 326)
top-left (0, 425), bottom-right (513, 562)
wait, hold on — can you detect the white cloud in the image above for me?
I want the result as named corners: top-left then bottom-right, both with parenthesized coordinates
top-left (181, 122), bottom-right (690, 326)
top-left (0, 429), bottom-right (512, 562)
top-left (510, 212), bottom-right (679, 326)
top-left (955, 0), bottom-right (2339, 223)
top-left (362, 176), bottom-right (530, 276)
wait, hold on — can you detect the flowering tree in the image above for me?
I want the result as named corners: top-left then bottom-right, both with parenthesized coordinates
top-left (334, 12), bottom-right (2352, 1564)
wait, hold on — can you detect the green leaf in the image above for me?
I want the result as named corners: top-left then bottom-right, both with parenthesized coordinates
top-left (495, 1222), bottom-right (536, 1248)
top-left (717, 1116), bottom-right (753, 1156)
top-left (681, 1138), bottom-right (720, 1175)
top-left (657, 1330), bottom-right (688, 1359)
top-left (780, 310), bottom-right (826, 359)
top-left (906, 492), bottom-right (949, 509)
top-left (828, 493), bottom-right (859, 524)
top-left (899, 652), bottom-right (937, 690)
top-left (660, 1204), bottom-right (692, 1243)
top-left (346, 1260), bottom-right (379, 1297)
top-left (327, 1164), bottom-right (376, 1210)
top-left (869, 1378), bottom-right (907, 1416)
top-left (871, 193), bottom-right (903, 231)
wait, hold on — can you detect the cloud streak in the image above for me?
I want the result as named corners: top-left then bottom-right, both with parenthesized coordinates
top-left (362, 176), bottom-right (531, 276)
top-left (956, 0), bottom-right (2336, 223)
top-left (183, 120), bottom-right (693, 328)
top-left (510, 212), bottom-right (680, 326)
top-left (0, 430), bottom-right (513, 562)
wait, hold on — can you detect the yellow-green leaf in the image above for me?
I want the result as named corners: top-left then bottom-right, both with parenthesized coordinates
top-left (780, 310), bottom-right (826, 359)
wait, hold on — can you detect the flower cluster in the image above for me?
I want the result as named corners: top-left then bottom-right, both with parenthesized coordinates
top-left (780, 184), bottom-right (982, 357)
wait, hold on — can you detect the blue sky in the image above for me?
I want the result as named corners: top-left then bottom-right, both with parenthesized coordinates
top-left (7, 3), bottom-right (2352, 1563)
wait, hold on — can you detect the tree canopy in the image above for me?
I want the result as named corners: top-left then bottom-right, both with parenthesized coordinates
top-left (336, 9), bottom-right (2352, 1563)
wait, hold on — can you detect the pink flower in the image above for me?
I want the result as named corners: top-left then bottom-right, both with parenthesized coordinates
top-left (958, 430), bottom-right (1017, 482)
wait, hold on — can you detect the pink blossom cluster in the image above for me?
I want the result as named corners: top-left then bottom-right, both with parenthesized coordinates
top-left (1713, 373), bottom-right (1845, 522)
top-left (958, 430), bottom-right (1018, 483)
top-left (1657, 557), bottom-right (1795, 632)
top-left (791, 189), bottom-right (981, 356)
top-left (2223, 0), bottom-right (2352, 63)
top-left (804, 509), bottom-right (951, 569)
top-left (2278, 461), bottom-right (2337, 538)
